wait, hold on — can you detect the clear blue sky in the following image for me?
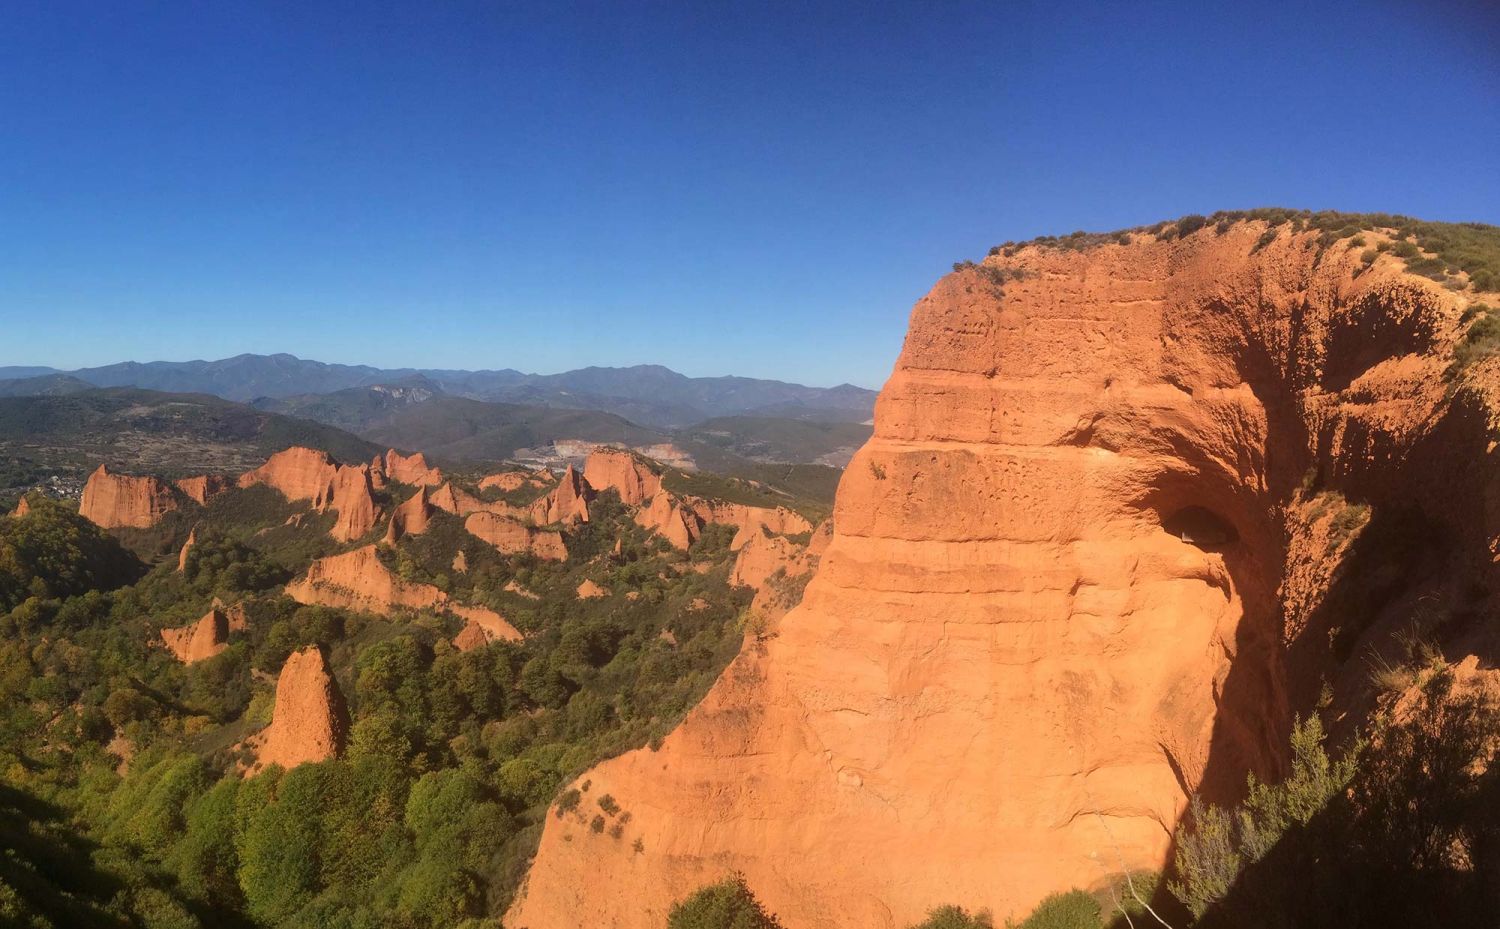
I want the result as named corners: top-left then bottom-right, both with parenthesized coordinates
top-left (1, 1), bottom-right (1496, 388)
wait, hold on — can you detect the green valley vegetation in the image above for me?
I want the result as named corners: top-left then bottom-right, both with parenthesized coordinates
top-left (1168, 663), bottom-right (1500, 928)
top-left (0, 475), bottom-right (763, 928)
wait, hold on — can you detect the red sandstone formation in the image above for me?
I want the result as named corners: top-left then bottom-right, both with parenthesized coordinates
top-left (464, 511), bottom-right (568, 560)
top-left (287, 545), bottom-right (521, 640)
top-left (10, 496), bottom-right (30, 518)
top-left (385, 486), bottom-right (435, 544)
top-left (79, 465), bottom-right (179, 529)
top-left (576, 578), bottom-right (607, 599)
top-left (478, 469), bottom-right (551, 492)
top-left (239, 449), bottom-right (379, 544)
top-left (635, 492), bottom-right (702, 549)
top-left (511, 220), bottom-right (1496, 928)
top-left (451, 605), bottom-right (522, 644)
top-left (452, 550), bottom-right (468, 573)
top-left (453, 620), bottom-right (492, 652)
top-left (174, 474), bottom-right (231, 505)
top-left (253, 646), bottom-right (348, 772)
top-left (530, 464), bottom-right (591, 525)
top-left (728, 526), bottom-right (800, 589)
top-left (237, 447), bottom-right (339, 502)
top-left (703, 501), bottom-right (813, 548)
top-left (160, 606), bottom-right (229, 663)
top-left (315, 464), bottom-right (379, 543)
top-left (219, 598), bottom-right (250, 632)
top-left (287, 545), bottom-right (446, 613)
top-left (430, 481), bottom-right (522, 518)
top-left (384, 449), bottom-right (444, 487)
top-left (369, 454), bottom-right (388, 489)
top-left (583, 448), bottom-right (663, 506)
top-left (177, 528), bottom-right (196, 572)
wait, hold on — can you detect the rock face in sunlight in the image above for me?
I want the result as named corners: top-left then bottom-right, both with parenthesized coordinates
top-left (509, 220), bottom-right (1493, 928)
top-left (174, 474), bottom-right (231, 505)
top-left (464, 511), bottom-right (569, 560)
top-left (286, 544), bottom-right (522, 641)
top-left (79, 465), bottom-right (179, 529)
top-left (530, 463), bottom-right (591, 525)
top-left (237, 446), bottom-right (340, 502)
top-left (584, 448), bottom-right (663, 506)
top-left (286, 545), bottom-right (445, 614)
top-left (317, 463), bottom-right (379, 543)
top-left (384, 486), bottom-right (435, 543)
top-left (160, 605), bottom-right (229, 663)
top-left (384, 449), bottom-right (444, 486)
top-left (176, 528), bottom-right (196, 572)
top-left (253, 646), bottom-right (348, 772)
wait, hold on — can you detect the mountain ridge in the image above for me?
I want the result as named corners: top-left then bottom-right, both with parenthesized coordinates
top-left (0, 354), bottom-right (877, 428)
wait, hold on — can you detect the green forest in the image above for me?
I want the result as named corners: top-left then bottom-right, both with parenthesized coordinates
top-left (0, 486), bottom-right (755, 928)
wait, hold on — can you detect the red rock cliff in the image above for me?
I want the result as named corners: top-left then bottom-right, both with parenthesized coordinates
top-left (79, 465), bottom-right (179, 529)
top-left (509, 220), bottom-right (1499, 928)
top-left (174, 474), bottom-right (231, 505)
top-left (253, 646), bottom-right (349, 772)
top-left (238, 447), bottom-right (339, 501)
top-left (584, 448), bottom-right (663, 506)
top-left (384, 449), bottom-right (444, 487)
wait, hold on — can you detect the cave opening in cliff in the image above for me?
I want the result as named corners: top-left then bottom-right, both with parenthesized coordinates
top-left (1162, 505), bottom-right (1241, 551)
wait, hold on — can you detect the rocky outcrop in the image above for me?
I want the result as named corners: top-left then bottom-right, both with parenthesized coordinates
top-left (369, 454), bottom-right (388, 489)
top-left (253, 646), bottom-right (348, 772)
top-left (452, 550), bottom-right (468, 573)
top-left (10, 496), bottom-right (30, 519)
top-left (634, 492), bottom-right (702, 550)
top-left (430, 481), bottom-right (523, 518)
top-left (177, 528), bottom-right (197, 572)
top-left (219, 598), bottom-right (250, 632)
top-left (174, 474), bottom-right (231, 505)
top-left (288, 545), bottom-right (521, 640)
top-left (584, 448), bottom-right (663, 506)
top-left (384, 449), bottom-right (444, 487)
top-left (237, 447), bottom-right (339, 502)
top-left (511, 220), bottom-right (1495, 928)
top-left (160, 606), bottom-right (229, 663)
top-left (450, 606), bottom-right (522, 645)
top-left (530, 465), bottom-right (591, 525)
top-left (79, 465), bottom-right (179, 529)
top-left (384, 487), bottom-right (435, 544)
top-left (240, 448), bottom-right (380, 543)
top-left (453, 621), bottom-right (492, 652)
top-left (576, 578), bottom-right (607, 599)
top-left (287, 545), bottom-right (446, 614)
top-left (626, 485), bottom-right (811, 553)
top-left (316, 465), bottom-right (378, 543)
top-left (702, 502), bottom-right (813, 548)
top-left (728, 526), bottom-right (800, 589)
top-left (479, 469), bottom-right (551, 492)
top-left (464, 512), bottom-right (568, 561)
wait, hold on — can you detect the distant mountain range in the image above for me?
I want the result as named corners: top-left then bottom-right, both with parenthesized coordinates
top-left (0, 354), bottom-right (877, 429)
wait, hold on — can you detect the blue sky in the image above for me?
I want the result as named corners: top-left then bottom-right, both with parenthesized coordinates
top-left (1, 1), bottom-right (1496, 388)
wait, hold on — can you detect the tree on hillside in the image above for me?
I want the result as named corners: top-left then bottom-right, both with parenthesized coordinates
top-left (668, 875), bottom-right (784, 929)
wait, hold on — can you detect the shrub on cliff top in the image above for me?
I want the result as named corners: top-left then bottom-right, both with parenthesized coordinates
top-left (1008, 891), bottom-right (1099, 929)
top-left (1449, 307), bottom-right (1500, 375)
top-left (906, 904), bottom-right (995, 928)
top-left (1174, 214), bottom-right (1208, 237)
top-left (668, 875), bottom-right (785, 929)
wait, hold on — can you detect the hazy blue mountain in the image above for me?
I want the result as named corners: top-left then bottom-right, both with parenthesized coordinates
top-left (6, 354), bottom-right (876, 428)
